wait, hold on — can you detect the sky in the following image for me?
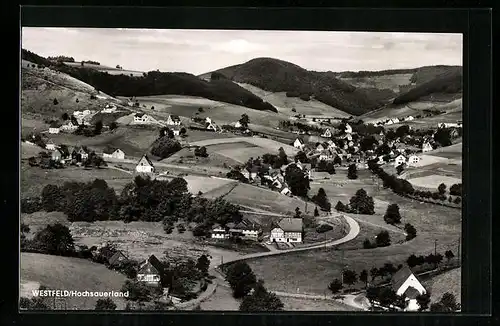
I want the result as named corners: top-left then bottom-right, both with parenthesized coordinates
top-left (21, 28), bottom-right (462, 75)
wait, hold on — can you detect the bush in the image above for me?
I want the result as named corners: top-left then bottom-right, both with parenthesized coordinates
top-left (363, 239), bottom-right (375, 249)
top-left (375, 230), bottom-right (391, 247)
top-left (53, 98), bottom-right (58, 105)
top-left (316, 224), bottom-right (333, 233)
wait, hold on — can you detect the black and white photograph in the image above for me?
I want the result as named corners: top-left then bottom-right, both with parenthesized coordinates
top-left (20, 27), bottom-right (463, 312)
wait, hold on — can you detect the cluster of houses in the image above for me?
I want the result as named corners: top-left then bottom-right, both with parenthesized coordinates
top-left (48, 109), bottom-right (97, 134)
top-left (370, 116), bottom-right (415, 126)
top-left (190, 116), bottom-right (222, 133)
top-left (42, 140), bottom-right (91, 164)
top-left (210, 216), bottom-right (304, 244)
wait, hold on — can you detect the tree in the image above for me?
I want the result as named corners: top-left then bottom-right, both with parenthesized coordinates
top-left (333, 155), bottom-right (342, 166)
top-left (198, 107), bottom-right (204, 112)
top-left (375, 230), bottom-right (391, 247)
top-left (347, 164), bottom-right (358, 179)
top-left (434, 128), bottom-right (452, 147)
top-left (430, 302), bottom-right (446, 312)
top-left (180, 127), bottom-right (187, 136)
top-left (396, 164), bottom-right (405, 175)
top-left (160, 127), bottom-right (175, 139)
top-left (366, 286), bottom-right (379, 304)
top-left (294, 151), bottom-right (308, 164)
top-left (328, 278), bottom-right (343, 294)
top-left (109, 122), bottom-right (118, 130)
top-left (284, 164), bottom-right (310, 197)
top-left (61, 112), bottom-right (69, 120)
top-left (453, 197), bottom-right (461, 204)
top-left (150, 137), bottom-right (182, 159)
top-left (41, 184), bottom-right (64, 212)
top-left (278, 147), bottom-right (288, 167)
top-left (239, 280), bottom-right (284, 311)
top-left (335, 201), bottom-right (345, 212)
top-left (440, 292), bottom-right (460, 311)
top-left (95, 298), bottom-right (117, 310)
top-left (94, 120), bottom-right (103, 135)
top-left (312, 188), bottom-right (331, 212)
top-left (32, 223), bottom-right (75, 255)
top-left (239, 114), bottom-right (250, 128)
top-left (194, 146), bottom-right (208, 158)
top-left (445, 250), bottom-right (455, 263)
top-left (225, 262), bottom-right (257, 298)
top-left (370, 268), bottom-right (379, 281)
top-left (342, 269), bottom-right (357, 287)
top-left (404, 223), bottom-right (417, 241)
top-left (349, 189), bottom-right (375, 215)
top-left (196, 254), bottom-right (210, 276)
top-left (53, 98), bottom-right (59, 105)
top-left (384, 204), bottom-right (402, 225)
top-left (438, 183), bottom-right (447, 195)
top-left (378, 287), bottom-right (398, 307)
top-left (21, 223), bottom-right (31, 234)
top-left (363, 238), bottom-right (374, 249)
top-left (449, 183), bottom-right (462, 196)
top-left (416, 293), bottom-right (431, 311)
top-left (359, 270), bottom-right (369, 288)
top-left (314, 207), bottom-right (319, 217)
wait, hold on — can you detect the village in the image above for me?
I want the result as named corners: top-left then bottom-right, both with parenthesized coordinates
top-left (20, 29), bottom-right (463, 313)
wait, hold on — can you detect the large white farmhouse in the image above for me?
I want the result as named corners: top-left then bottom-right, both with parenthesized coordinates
top-left (394, 154), bottom-right (407, 167)
top-left (391, 266), bottom-right (427, 311)
top-left (135, 154), bottom-right (155, 173)
top-left (103, 147), bottom-right (125, 160)
top-left (293, 138), bottom-right (305, 150)
top-left (270, 218), bottom-right (303, 243)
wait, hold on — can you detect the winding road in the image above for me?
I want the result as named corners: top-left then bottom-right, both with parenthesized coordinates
top-left (176, 214), bottom-right (362, 310)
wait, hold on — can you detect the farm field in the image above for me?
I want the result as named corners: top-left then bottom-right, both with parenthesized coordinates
top-left (162, 147), bottom-right (241, 169)
top-left (20, 253), bottom-right (128, 310)
top-left (46, 125), bottom-right (158, 158)
top-left (408, 175), bottom-right (462, 190)
top-left (203, 182), bottom-right (308, 215)
top-left (182, 175), bottom-right (237, 194)
top-left (422, 268), bottom-right (461, 304)
top-left (20, 163), bottom-right (133, 199)
top-left (70, 220), bottom-right (246, 265)
top-left (246, 185), bottom-right (461, 295)
top-left (236, 83), bottom-right (350, 118)
top-left (339, 73), bottom-right (413, 93)
top-left (21, 211), bottom-right (70, 237)
top-left (190, 137), bottom-right (299, 156)
top-left (21, 142), bottom-right (44, 159)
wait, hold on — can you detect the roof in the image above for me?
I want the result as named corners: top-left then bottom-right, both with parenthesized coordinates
top-left (135, 112), bottom-right (145, 118)
top-left (391, 266), bottom-right (415, 292)
top-left (137, 154), bottom-right (154, 167)
top-left (277, 218), bottom-right (303, 232)
top-left (169, 114), bottom-right (180, 121)
top-left (108, 251), bottom-right (128, 266)
top-left (233, 219), bottom-right (260, 231)
top-left (404, 286), bottom-right (421, 299)
top-left (294, 137), bottom-right (304, 144)
top-left (246, 165), bottom-right (260, 173)
top-left (103, 146), bottom-right (120, 154)
top-left (49, 121), bottom-right (61, 128)
top-left (139, 254), bottom-right (164, 275)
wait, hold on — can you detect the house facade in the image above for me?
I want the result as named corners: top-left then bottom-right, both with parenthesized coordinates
top-left (270, 218), bottom-right (303, 243)
top-left (48, 127), bottom-right (60, 134)
top-left (103, 148), bottom-right (125, 160)
top-left (133, 113), bottom-right (154, 124)
top-left (422, 142), bottom-right (433, 152)
top-left (166, 115), bottom-right (181, 126)
top-left (394, 154), bottom-right (407, 167)
top-left (391, 267), bottom-right (427, 311)
top-left (137, 255), bottom-right (163, 286)
top-left (136, 154), bottom-right (155, 173)
top-left (345, 123), bottom-right (352, 134)
top-left (45, 140), bottom-right (57, 151)
top-left (211, 224), bottom-right (230, 239)
top-left (293, 138), bottom-right (305, 150)
top-left (407, 155), bottom-right (420, 166)
top-left (51, 149), bottom-right (62, 162)
top-left (321, 128), bottom-right (332, 138)
top-left (60, 121), bottom-right (78, 132)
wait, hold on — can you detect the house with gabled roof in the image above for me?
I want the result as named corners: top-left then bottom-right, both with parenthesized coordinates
top-left (137, 255), bottom-right (164, 286)
top-left (391, 266), bottom-right (427, 311)
top-left (166, 114), bottom-right (181, 126)
top-left (394, 154), bottom-right (407, 167)
top-left (230, 219), bottom-right (263, 240)
top-left (279, 184), bottom-right (292, 196)
top-left (345, 123), bottom-right (352, 134)
top-left (60, 120), bottom-right (78, 132)
top-left (108, 250), bottom-right (129, 267)
top-left (136, 154), bottom-right (155, 173)
top-left (211, 224), bottom-right (230, 239)
top-left (48, 121), bottom-right (61, 134)
top-left (293, 138), bottom-right (305, 150)
top-left (316, 143), bottom-right (326, 152)
top-left (270, 217), bottom-right (303, 243)
top-left (422, 141), bottom-right (433, 153)
top-left (321, 128), bottom-right (332, 138)
top-left (45, 139), bottom-right (57, 151)
top-left (51, 149), bottom-right (62, 162)
top-left (103, 147), bottom-right (125, 160)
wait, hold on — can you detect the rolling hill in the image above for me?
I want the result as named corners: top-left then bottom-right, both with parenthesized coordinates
top-left (200, 57), bottom-right (397, 116)
top-left (22, 49), bottom-right (278, 114)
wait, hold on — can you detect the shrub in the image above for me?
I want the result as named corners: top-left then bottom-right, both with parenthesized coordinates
top-left (53, 98), bottom-right (58, 105)
top-left (316, 224), bottom-right (333, 233)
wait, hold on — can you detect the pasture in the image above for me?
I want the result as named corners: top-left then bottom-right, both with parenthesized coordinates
top-left (339, 73), bottom-right (413, 93)
top-left (21, 211), bottom-right (70, 237)
top-left (70, 220), bottom-right (245, 266)
top-left (162, 147), bottom-right (241, 169)
top-left (21, 163), bottom-right (132, 198)
top-left (190, 137), bottom-right (299, 156)
top-left (246, 184), bottom-right (461, 296)
top-left (408, 175), bottom-right (462, 190)
top-left (182, 175), bottom-right (237, 194)
top-left (20, 253), bottom-right (128, 310)
top-left (21, 142), bottom-right (44, 159)
top-left (422, 268), bottom-right (461, 305)
top-left (202, 183), bottom-right (308, 215)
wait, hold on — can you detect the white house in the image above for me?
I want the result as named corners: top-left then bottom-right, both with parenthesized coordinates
top-left (386, 120), bottom-right (394, 125)
top-left (270, 218), bottom-right (303, 243)
top-left (316, 143), bottom-right (326, 152)
top-left (206, 121), bottom-right (219, 132)
top-left (422, 141), bottom-right (433, 153)
top-left (211, 224), bottom-right (229, 239)
top-left (293, 138), bottom-right (305, 150)
top-left (60, 121), bottom-right (78, 132)
top-left (407, 155), bottom-right (420, 166)
top-left (48, 122), bottom-right (60, 134)
top-left (234, 121), bottom-right (242, 128)
top-left (321, 128), bottom-right (332, 138)
top-left (345, 123), bottom-right (352, 134)
top-left (171, 126), bottom-right (181, 136)
top-left (228, 219), bottom-right (262, 241)
top-left (279, 185), bottom-right (291, 196)
top-left (405, 116), bottom-right (415, 121)
top-left (137, 255), bottom-right (163, 287)
top-left (45, 139), bottom-right (57, 151)
top-left (327, 140), bottom-right (336, 149)
top-left (319, 149), bottom-right (336, 161)
top-left (135, 154), bottom-right (155, 173)
top-left (166, 115), bottom-right (181, 126)
top-left (133, 113), bottom-right (154, 124)
top-left (391, 266), bottom-right (427, 311)
top-left (394, 154), bottom-right (407, 167)
top-left (102, 147), bottom-right (125, 160)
